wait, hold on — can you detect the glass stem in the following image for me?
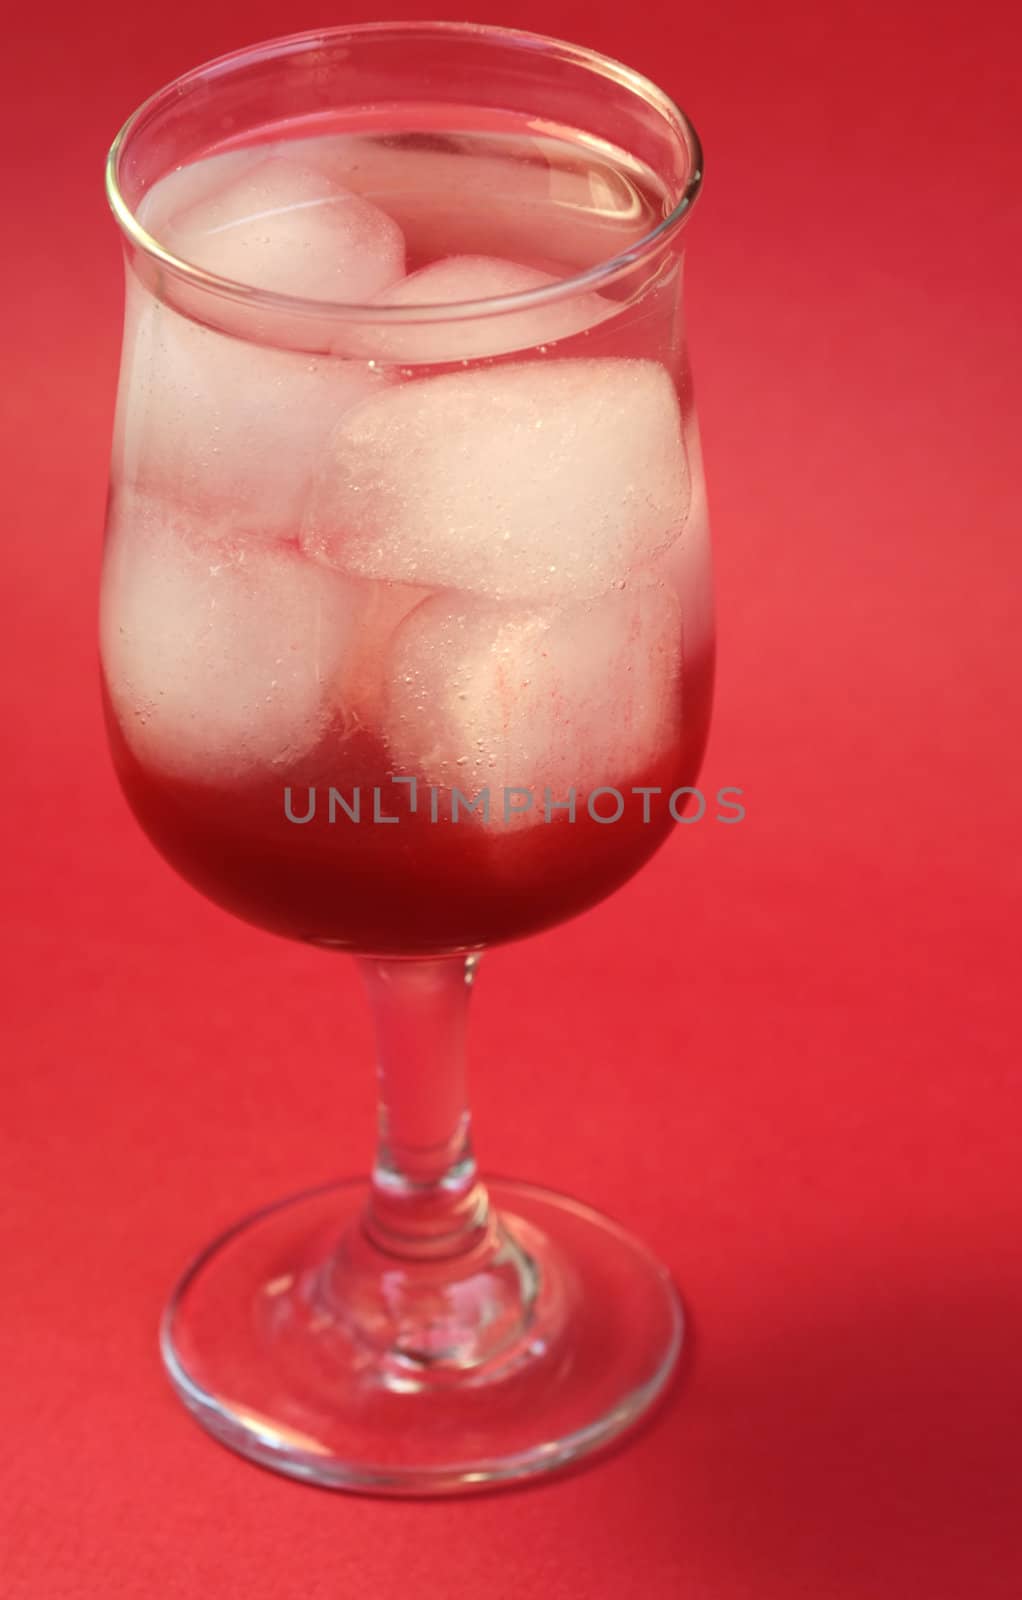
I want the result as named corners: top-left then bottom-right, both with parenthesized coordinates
top-left (357, 953), bottom-right (490, 1262)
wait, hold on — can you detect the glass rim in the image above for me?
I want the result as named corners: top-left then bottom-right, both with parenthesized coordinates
top-left (105, 20), bottom-right (704, 326)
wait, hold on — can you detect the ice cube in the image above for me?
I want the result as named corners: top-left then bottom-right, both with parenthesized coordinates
top-left (115, 280), bottom-right (389, 540)
top-left (328, 579), bottom-right (432, 734)
top-left (338, 255), bottom-right (612, 363)
top-left (137, 149), bottom-right (263, 234)
top-left (161, 154), bottom-right (406, 304)
top-left (382, 578), bottom-right (681, 810)
top-left (302, 359), bottom-right (689, 602)
top-left (101, 495), bottom-right (363, 781)
top-left (284, 133), bottom-right (651, 271)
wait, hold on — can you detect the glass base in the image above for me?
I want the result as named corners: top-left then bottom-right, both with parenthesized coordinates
top-left (161, 1178), bottom-right (684, 1495)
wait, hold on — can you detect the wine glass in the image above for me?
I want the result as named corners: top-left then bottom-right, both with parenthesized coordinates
top-left (102, 21), bottom-right (710, 1493)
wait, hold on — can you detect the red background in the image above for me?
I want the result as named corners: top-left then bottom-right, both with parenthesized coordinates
top-left (2, 0), bottom-right (1020, 1594)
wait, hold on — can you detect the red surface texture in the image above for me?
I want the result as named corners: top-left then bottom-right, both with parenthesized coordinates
top-left (1, 1), bottom-right (1020, 1596)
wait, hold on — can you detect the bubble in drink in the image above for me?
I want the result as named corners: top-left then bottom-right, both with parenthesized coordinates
top-left (382, 577), bottom-right (681, 808)
top-left (101, 495), bottom-right (362, 781)
top-left (339, 255), bottom-right (611, 362)
top-left (303, 358), bottom-right (690, 603)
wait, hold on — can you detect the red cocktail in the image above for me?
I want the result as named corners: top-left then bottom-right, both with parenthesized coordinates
top-left (103, 24), bottom-right (710, 1493)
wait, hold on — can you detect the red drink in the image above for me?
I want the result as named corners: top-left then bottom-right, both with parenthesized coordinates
top-left (102, 108), bottom-right (714, 953)
top-left (104, 655), bottom-right (712, 952)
